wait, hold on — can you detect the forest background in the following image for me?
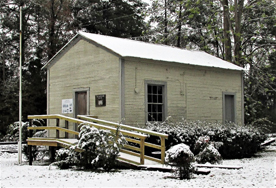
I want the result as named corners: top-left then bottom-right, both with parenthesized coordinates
top-left (0, 0), bottom-right (276, 136)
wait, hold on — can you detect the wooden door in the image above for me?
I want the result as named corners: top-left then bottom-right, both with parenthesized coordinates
top-left (76, 92), bottom-right (87, 116)
top-left (224, 95), bottom-right (235, 123)
top-left (75, 92), bottom-right (87, 131)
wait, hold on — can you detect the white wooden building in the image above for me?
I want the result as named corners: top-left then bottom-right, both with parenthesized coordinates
top-left (43, 31), bottom-right (244, 131)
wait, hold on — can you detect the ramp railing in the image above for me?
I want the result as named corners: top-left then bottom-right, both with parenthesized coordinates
top-left (27, 114), bottom-right (168, 165)
top-left (77, 115), bottom-right (168, 164)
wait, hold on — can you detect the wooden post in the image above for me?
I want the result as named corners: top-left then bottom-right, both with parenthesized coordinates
top-left (160, 137), bottom-right (166, 164)
top-left (28, 119), bottom-right (33, 137)
top-left (65, 120), bottom-right (68, 138)
top-left (140, 138), bottom-right (145, 165)
top-left (28, 119), bottom-right (33, 165)
top-left (29, 145), bottom-right (33, 165)
top-left (49, 146), bottom-right (56, 162)
top-left (56, 118), bottom-right (59, 138)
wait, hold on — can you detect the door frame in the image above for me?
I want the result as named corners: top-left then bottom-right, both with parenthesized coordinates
top-left (222, 92), bottom-right (236, 123)
top-left (73, 87), bottom-right (90, 118)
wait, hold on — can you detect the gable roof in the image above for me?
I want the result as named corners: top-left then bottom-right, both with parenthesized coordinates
top-left (43, 31), bottom-right (244, 71)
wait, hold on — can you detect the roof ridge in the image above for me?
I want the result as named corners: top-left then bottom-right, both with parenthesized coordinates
top-left (78, 30), bottom-right (204, 53)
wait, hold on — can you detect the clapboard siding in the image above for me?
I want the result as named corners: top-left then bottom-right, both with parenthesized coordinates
top-left (46, 36), bottom-right (243, 134)
top-left (48, 39), bottom-right (120, 137)
top-left (123, 58), bottom-right (242, 126)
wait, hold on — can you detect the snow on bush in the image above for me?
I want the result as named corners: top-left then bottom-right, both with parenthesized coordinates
top-left (54, 148), bottom-right (71, 169)
top-left (193, 136), bottom-right (210, 155)
top-left (3, 119), bottom-right (45, 142)
top-left (3, 121), bottom-right (29, 141)
top-left (195, 144), bottom-right (222, 164)
top-left (22, 130), bottom-right (48, 161)
top-left (146, 118), bottom-right (267, 159)
top-left (57, 124), bottom-right (127, 171)
top-left (165, 143), bottom-right (195, 180)
top-left (165, 143), bottom-right (194, 162)
top-left (193, 136), bottom-right (222, 164)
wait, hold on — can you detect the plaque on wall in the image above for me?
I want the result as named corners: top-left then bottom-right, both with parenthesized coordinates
top-left (95, 94), bottom-right (106, 107)
top-left (62, 99), bottom-right (73, 114)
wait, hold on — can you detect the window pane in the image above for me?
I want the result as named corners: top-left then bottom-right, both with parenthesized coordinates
top-left (153, 94), bottom-right (157, 103)
top-left (158, 86), bottom-right (162, 94)
top-left (153, 86), bottom-right (157, 94)
top-left (152, 104), bottom-right (158, 112)
top-left (152, 113), bottom-right (157, 121)
top-left (157, 113), bottom-right (163, 121)
top-left (158, 95), bottom-right (162, 103)
top-left (148, 113), bottom-right (153, 122)
top-left (148, 94), bottom-right (152, 103)
top-left (148, 104), bottom-right (152, 112)
top-left (148, 85), bottom-right (152, 94)
top-left (158, 104), bottom-right (163, 112)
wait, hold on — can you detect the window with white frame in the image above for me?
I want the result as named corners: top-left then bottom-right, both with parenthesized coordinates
top-left (146, 81), bottom-right (166, 122)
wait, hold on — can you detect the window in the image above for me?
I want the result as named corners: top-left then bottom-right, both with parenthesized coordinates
top-left (146, 81), bottom-right (166, 122)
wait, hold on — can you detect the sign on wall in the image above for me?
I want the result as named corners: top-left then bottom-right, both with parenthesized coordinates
top-left (62, 99), bottom-right (73, 114)
top-left (95, 94), bottom-right (106, 107)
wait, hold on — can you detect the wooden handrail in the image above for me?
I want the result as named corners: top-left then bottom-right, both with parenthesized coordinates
top-left (77, 115), bottom-right (168, 164)
top-left (27, 114), bottom-right (168, 165)
top-left (28, 126), bottom-right (79, 135)
top-left (77, 115), bottom-right (168, 138)
top-left (28, 114), bottom-right (147, 139)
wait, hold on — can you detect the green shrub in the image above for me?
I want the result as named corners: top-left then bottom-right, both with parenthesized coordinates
top-left (193, 136), bottom-right (222, 164)
top-left (146, 118), bottom-right (267, 159)
top-left (165, 143), bottom-right (195, 180)
top-left (22, 130), bottom-right (48, 161)
top-left (3, 119), bottom-right (45, 142)
top-left (65, 124), bottom-right (127, 171)
top-left (22, 145), bottom-right (39, 161)
top-left (54, 148), bottom-right (72, 169)
top-left (3, 122), bottom-right (28, 141)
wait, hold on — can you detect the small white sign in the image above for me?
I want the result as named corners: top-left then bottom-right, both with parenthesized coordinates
top-left (62, 99), bottom-right (73, 114)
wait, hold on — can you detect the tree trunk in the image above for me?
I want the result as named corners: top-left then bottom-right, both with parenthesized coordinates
top-left (222, 0), bottom-right (232, 62)
top-left (164, 0), bottom-right (168, 45)
top-left (177, 3), bottom-right (182, 48)
top-left (48, 0), bottom-right (56, 60)
top-left (233, 0), bottom-right (244, 66)
top-left (1, 53), bottom-right (4, 82)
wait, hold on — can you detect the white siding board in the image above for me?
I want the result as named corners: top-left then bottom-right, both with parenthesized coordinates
top-left (48, 39), bottom-right (121, 137)
top-left (123, 58), bottom-right (242, 126)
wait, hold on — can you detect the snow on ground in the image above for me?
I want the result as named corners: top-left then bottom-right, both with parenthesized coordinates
top-left (0, 144), bottom-right (275, 188)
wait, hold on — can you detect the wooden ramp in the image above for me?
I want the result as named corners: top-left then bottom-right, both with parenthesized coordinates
top-left (27, 114), bottom-right (168, 167)
top-left (118, 152), bottom-right (161, 166)
top-left (27, 137), bottom-right (163, 167)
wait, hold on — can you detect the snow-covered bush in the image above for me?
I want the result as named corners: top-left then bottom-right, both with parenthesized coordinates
top-left (193, 136), bottom-right (210, 155)
top-left (211, 125), bottom-right (267, 158)
top-left (146, 118), bottom-right (267, 159)
top-left (73, 124), bottom-right (127, 171)
top-left (165, 143), bottom-right (195, 180)
top-left (4, 122), bottom-right (29, 141)
top-left (195, 144), bottom-right (222, 164)
top-left (193, 136), bottom-right (222, 164)
top-left (22, 130), bottom-right (48, 161)
top-left (54, 148), bottom-right (72, 169)
top-left (3, 119), bottom-right (45, 142)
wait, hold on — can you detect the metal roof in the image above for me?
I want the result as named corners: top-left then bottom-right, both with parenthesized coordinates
top-left (43, 31), bottom-right (244, 71)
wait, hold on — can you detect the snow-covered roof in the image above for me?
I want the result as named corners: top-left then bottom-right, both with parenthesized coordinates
top-left (43, 31), bottom-right (244, 71)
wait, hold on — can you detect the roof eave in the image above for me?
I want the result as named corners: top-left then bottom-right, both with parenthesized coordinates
top-left (122, 56), bottom-right (245, 71)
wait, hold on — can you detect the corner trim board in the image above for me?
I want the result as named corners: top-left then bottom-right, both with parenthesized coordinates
top-left (120, 58), bottom-right (125, 122)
